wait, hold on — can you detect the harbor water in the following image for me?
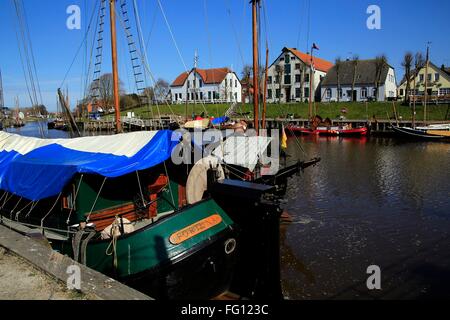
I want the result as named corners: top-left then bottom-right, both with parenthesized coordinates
top-left (5, 122), bottom-right (450, 299)
top-left (282, 135), bottom-right (450, 299)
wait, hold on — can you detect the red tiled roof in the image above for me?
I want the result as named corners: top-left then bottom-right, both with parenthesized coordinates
top-left (171, 67), bottom-right (232, 87)
top-left (285, 47), bottom-right (333, 72)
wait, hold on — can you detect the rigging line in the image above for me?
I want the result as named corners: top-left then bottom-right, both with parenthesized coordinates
top-left (135, 171), bottom-right (145, 207)
top-left (305, 0), bottom-right (311, 53)
top-left (156, 0), bottom-right (189, 73)
top-left (66, 174), bottom-right (84, 225)
top-left (132, 0), bottom-right (149, 88)
top-left (145, 1), bottom-right (159, 53)
top-left (296, 0), bottom-right (306, 49)
top-left (224, 0), bottom-right (245, 66)
top-left (25, 200), bottom-right (39, 219)
top-left (11, 1), bottom-right (34, 107)
top-left (163, 161), bottom-right (176, 209)
top-left (13, 0), bottom-right (37, 105)
top-left (115, 10), bottom-right (174, 119)
top-left (83, 0), bottom-right (102, 100)
top-left (40, 192), bottom-right (62, 229)
top-left (86, 177), bottom-right (107, 223)
top-left (19, 0), bottom-right (43, 105)
top-left (60, 0), bottom-right (100, 89)
top-left (203, 0), bottom-right (213, 69)
top-left (16, 0), bottom-right (40, 107)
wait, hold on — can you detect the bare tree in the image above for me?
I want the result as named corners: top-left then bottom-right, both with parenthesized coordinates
top-left (351, 55), bottom-right (359, 101)
top-left (374, 55), bottom-right (388, 102)
top-left (335, 57), bottom-right (342, 102)
top-left (275, 65), bottom-right (284, 103)
top-left (401, 52), bottom-right (413, 103)
top-left (89, 73), bottom-right (124, 109)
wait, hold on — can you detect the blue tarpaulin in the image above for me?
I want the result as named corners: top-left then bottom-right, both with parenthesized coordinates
top-left (0, 130), bottom-right (179, 201)
top-left (211, 116), bottom-right (230, 125)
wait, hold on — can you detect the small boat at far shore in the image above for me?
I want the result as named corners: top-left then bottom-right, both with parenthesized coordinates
top-left (392, 124), bottom-right (450, 140)
top-left (287, 124), bottom-right (368, 137)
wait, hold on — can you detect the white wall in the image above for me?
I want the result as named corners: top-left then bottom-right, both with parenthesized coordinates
top-left (321, 67), bottom-right (397, 102)
top-left (170, 71), bottom-right (241, 104)
top-left (265, 51), bottom-right (326, 103)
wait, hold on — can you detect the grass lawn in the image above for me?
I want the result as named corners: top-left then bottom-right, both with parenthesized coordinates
top-left (121, 102), bottom-right (450, 122)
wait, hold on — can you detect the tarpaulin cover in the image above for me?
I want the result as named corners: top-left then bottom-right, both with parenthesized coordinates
top-left (211, 116), bottom-right (230, 125)
top-left (0, 130), bottom-right (179, 201)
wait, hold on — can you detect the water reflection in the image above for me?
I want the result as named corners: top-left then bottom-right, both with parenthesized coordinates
top-left (282, 135), bottom-right (450, 299)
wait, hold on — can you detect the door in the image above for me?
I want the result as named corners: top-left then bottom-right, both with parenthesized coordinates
top-left (285, 88), bottom-right (291, 103)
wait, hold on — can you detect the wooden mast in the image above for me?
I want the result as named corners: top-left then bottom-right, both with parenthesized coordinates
top-left (109, 0), bottom-right (122, 133)
top-left (251, 0), bottom-right (260, 135)
top-left (262, 46), bottom-right (269, 130)
top-left (424, 43), bottom-right (430, 125)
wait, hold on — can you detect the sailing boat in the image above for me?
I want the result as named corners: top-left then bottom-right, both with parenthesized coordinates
top-left (0, 0), bottom-right (292, 300)
top-left (392, 45), bottom-right (450, 140)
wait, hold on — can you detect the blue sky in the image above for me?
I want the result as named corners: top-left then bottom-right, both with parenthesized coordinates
top-left (1, 0), bottom-right (449, 111)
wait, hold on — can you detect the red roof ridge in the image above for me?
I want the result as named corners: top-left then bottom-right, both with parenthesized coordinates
top-left (285, 47), bottom-right (334, 72)
top-left (171, 67), bottom-right (233, 87)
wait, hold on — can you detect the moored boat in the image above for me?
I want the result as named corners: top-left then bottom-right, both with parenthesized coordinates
top-left (287, 124), bottom-right (368, 137)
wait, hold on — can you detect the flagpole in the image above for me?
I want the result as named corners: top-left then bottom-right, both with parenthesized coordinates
top-left (308, 44), bottom-right (317, 121)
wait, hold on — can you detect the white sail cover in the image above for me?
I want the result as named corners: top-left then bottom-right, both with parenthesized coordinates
top-left (0, 131), bottom-right (179, 200)
top-left (212, 135), bottom-right (272, 171)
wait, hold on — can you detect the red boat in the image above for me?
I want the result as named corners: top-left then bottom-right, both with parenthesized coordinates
top-left (286, 124), bottom-right (368, 137)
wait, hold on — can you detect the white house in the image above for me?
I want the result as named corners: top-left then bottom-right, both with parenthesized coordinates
top-left (170, 67), bottom-right (242, 104)
top-left (320, 59), bottom-right (397, 102)
top-left (265, 47), bottom-right (333, 103)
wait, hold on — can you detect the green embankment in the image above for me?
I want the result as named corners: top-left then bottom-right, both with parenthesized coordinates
top-left (122, 102), bottom-right (449, 121)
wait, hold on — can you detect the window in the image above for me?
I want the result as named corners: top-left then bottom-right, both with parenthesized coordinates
top-left (268, 76), bottom-right (272, 84)
top-left (427, 74), bottom-right (432, 82)
top-left (224, 79), bottom-right (227, 86)
top-left (200, 92), bottom-right (203, 100)
top-left (439, 88), bottom-right (450, 95)
top-left (275, 75), bottom-right (280, 84)
top-left (400, 89), bottom-right (404, 96)
top-left (268, 89), bottom-right (272, 99)
top-left (284, 75), bottom-right (291, 85)
top-left (179, 93), bottom-right (182, 99)
top-left (208, 91), bottom-right (211, 100)
top-left (284, 64), bottom-right (291, 74)
top-left (435, 73), bottom-right (440, 81)
top-left (284, 54), bottom-right (290, 64)
top-left (304, 88), bottom-right (309, 98)
top-left (275, 89), bottom-right (280, 98)
top-left (419, 74), bottom-right (424, 82)
top-left (338, 89), bottom-right (343, 98)
top-left (214, 91), bottom-right (219, 99)
top-left (295, 63), bottom-right (301, 70)
top-left (361, 87), bottom-right (368, 98)
top-left (235, 79), bottom-right (238, 87)
top-left (295, 88), bottom-right (301, 98)
top-left (295, 74), bottom-right (301, 83)
top-left (372, 88), bottom-right (377, 97)
top-left (187, 93), bottom-right (190, 100)
top-left (304, 74), bottom-right (310, 83)
top-left (187, 80), bottom-right (190, 88)
top-left (326, 88), bottom-right (332, 98)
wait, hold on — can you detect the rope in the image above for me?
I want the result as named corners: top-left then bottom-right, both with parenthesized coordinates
top-left (105, 216), bottom-right (120, 269)
top-left (135, 171), bottom-right (145, 206)
top-left (156, 0), bottom-right (189, 72)
top-left (25, 200), bottom-right (39, 219)
top-left (40, 192), bottom-right (62, 229)
top-left (60, 0), bottom-right (100, 89)
top-left (66, 174), bottom-right (84, 225)
top-left (85, 177), bottom-right (107, 223)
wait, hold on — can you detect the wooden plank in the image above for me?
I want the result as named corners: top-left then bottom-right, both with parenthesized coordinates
top-left (0, 225), bottom-right (153, 300)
